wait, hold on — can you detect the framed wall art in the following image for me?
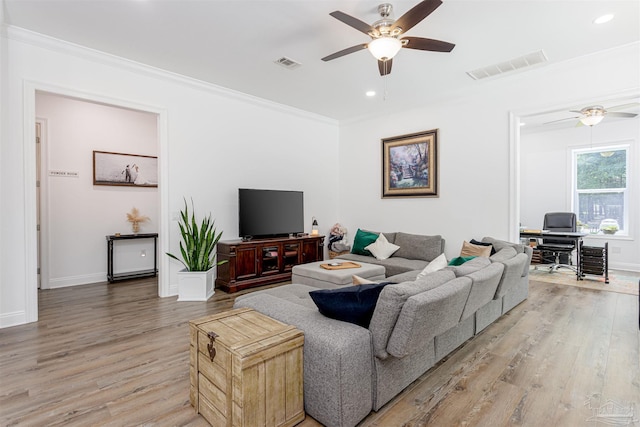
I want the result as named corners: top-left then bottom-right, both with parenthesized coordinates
top-left (93, 151), bottom-right (158, 187)
top-left (382, 129), bottom-right (438, 198)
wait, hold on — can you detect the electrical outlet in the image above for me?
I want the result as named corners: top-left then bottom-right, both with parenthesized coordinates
top-left (172, 211), bottom-right (179, 221)
top-left (611, 246), bottom-right (621, 254)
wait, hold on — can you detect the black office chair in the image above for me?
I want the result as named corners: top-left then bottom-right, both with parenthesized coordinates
top-left (536, 212), bottom-right (577, 272)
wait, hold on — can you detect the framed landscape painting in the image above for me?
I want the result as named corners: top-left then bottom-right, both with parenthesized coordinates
top-left (382, 129), bottom-right (438, 198)
top-left (93, 151), bottom-right (158, 187)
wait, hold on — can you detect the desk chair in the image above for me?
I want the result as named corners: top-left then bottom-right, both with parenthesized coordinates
top-left (536, 212), bottom-right (577, 272)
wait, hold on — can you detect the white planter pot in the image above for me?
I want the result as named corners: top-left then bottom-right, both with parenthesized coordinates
top-left (177, 267), bottom-right (215, 301)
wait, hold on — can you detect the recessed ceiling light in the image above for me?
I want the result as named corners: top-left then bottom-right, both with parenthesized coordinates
top-left (366, 91), bottom-right (376, 97)
top-left (593, 14), bottom-right (614, 24)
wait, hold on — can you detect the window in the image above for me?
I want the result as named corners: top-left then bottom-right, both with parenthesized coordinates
top-left (572, 144), bottom-right (629, 236)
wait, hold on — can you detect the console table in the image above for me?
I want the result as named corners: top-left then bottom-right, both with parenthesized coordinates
top-left (106, 233), bottom-right (158, 283)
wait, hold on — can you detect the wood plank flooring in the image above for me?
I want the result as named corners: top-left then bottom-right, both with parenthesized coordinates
top-left (1, 277), bottom-right (638, 426)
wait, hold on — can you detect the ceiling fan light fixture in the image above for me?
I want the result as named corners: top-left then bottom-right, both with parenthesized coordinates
top-left (580, 113), bottom-right (604, 126)
top-left (368, 37), bottom-right (402, 61)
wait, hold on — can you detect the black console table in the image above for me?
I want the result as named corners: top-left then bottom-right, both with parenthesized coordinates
top-left (106, 233), bottom-right (158, 283)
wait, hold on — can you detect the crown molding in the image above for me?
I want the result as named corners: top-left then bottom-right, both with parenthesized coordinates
top-left (3, 24), bottom-right (338, 126)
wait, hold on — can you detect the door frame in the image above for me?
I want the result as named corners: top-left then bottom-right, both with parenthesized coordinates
top-left (23, 81), bottom-right (170, 322)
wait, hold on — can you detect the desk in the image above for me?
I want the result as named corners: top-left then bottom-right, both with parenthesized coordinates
top-left (519, 230), bottom-right (587, 280)
top-left (106, 233), bottom-right (158, 282)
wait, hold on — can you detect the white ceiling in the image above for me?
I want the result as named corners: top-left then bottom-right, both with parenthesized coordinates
top-left (3, 0), bottom-right (639, 122)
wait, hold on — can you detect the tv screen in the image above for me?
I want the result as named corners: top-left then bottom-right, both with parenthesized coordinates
top-left (239, 189), bottom-right (304, 239)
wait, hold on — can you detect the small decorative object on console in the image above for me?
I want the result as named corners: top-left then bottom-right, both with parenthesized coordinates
top-left (126, 207), bottom-right (149, 234)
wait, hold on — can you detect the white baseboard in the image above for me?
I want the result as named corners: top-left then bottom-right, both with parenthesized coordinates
top-left (0, 310), bottom-right (27, 328)
top-left (46, 273), bottom-right (106, 289)
top-left (610, 262), bottom-right (640, 273)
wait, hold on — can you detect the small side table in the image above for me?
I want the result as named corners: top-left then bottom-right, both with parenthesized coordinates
top-left (106, 233), bottom-right (158, 283)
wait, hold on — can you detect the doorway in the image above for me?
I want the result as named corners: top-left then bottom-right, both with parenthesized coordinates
top-left (23, 82), bottom-right (170, 323)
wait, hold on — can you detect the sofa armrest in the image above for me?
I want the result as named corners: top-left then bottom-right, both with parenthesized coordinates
top-left (234, 294), bottom-right (373, 427)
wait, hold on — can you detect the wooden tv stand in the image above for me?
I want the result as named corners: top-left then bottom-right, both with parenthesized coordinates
top-left (215, 235), bottom-right (324, 293)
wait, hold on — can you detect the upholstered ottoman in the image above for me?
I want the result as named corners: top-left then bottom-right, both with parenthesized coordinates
top-left (292, 259), bottom-right (386, 289)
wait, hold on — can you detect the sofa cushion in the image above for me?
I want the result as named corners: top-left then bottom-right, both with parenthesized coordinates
top-left (460, 240), bottom-right (492, 258)
top-left (369, 269), bottom-right (456, 359)
top-left (351, 229), bottom-right (379, 256)
top-left (446, 256), bottom-right (492, 277)
top-left (387, 276), bottom-right (473, 358)
top-left (459, 261), bottom-right (504, 320)
top-left (470, 238), bottom-right (497, 255)
top-left (393, 233), bottom-right (443, 262)
top-left (482, 236), bottom-right (533, 278)
top-left (493, 252), bottom-right (529, 299)
top-left (490, 246), bottom-right (517, 262)
top-left (309, 282), bottom-right (391, 328)
top-left (366, 233), bottom-right (400, 260)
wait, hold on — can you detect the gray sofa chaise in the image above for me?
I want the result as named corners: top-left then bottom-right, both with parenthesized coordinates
top-left (234, 237), bottom-right (532, 427)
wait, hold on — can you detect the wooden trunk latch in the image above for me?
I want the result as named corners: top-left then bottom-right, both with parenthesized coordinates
top-left (207, 332), bottom-right (219, 362)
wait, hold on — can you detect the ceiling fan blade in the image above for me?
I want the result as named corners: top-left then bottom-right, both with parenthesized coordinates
top-left (607, 111), bottom-right (638, 118)
top-left (401, 36), bottom-right (455, 52)
top-left (378, 59), bottom-right (393, 76)
top-left (606, 102), bottom-right (639, 111)
top-left (543, 116), bottom-right (580, 125)
top-left (392, 0), bottom-right (443, 34)
top-left (322, 44), bottom-right (368, 62)
top-left (329, 11), bottom-right (377, 36)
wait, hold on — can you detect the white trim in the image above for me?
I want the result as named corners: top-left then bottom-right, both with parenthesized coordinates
top-left (508, 111), bottom-right (521, 243)
top-left (23, 83), bottom-right (38, 323)
top-left (509, 87), bottom-right (639, 245)
top-left (0, 311), bottom-right (27, 329)
top-left (36, 117), bottom-right (50, 290)
top-left (6, 25), bottom-right (337, 127)
top-left (23, 81), bottom-right (172, 322)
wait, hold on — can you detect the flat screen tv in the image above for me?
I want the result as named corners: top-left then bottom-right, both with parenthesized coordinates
top-left (238, 188), bottom-right (304, 239)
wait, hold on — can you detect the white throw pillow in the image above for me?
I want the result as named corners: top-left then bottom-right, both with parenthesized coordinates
top-left (365, 233), bottom-right (400, 260)
top-left (416, 253), bottom-right (448, 279)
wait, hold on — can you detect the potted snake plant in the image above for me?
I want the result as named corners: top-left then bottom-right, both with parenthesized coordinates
top-left (167, 198), bottom-right (226, 301)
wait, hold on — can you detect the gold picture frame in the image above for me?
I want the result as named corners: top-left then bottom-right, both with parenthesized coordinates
top-left (382, 129), bottom-right (438, 198)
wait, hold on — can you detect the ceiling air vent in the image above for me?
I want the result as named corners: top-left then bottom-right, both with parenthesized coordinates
top-left (466, 50), bottom-right (548, 80)
top-left (274, 56), bottom-right (302, 70)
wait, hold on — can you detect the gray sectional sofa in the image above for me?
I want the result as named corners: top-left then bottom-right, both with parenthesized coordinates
top-left (234, 236), bottom-right (532, 427)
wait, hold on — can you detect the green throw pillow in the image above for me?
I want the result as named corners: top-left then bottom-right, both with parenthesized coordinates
top-left (448, 256), bottom-right (477, 266)
top-left (351, 229), bottom-right (379, 256)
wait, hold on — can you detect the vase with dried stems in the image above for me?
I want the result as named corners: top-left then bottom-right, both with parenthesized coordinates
top-left (126, 207), bottom-right (150, 234)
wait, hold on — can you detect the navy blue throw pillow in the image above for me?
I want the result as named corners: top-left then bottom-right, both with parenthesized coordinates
top-left (309, 282), bottom-right (392, 328)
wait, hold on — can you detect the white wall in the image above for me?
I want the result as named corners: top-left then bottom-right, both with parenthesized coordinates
top-left (36, 92), bottom-right (159, 287)
top-left (521, 118), bottom-right (639, 271)
top-left (338, 43), bottom-right (639, 263)
top-left (0, 27), bottom-right (339, 327)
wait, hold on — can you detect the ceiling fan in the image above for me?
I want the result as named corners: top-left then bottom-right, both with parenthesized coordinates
top-left (546, 104), bottom-right (638, 127)
top-left (321, 0), bottom-right (455, 76)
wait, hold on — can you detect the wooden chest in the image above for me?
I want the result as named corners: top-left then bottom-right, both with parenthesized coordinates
top-left (189, 307), bottom-right (305, 427)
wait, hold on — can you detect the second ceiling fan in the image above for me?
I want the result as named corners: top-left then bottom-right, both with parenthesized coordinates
top-left (322, 0), bottom-right (455, 76)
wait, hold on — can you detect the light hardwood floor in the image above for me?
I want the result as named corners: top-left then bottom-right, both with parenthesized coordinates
top-left (1, 277), bottom-right (638, 426)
